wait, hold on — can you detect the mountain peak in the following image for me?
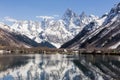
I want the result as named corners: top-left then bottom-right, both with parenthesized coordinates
top-left (109, 2), bottom-right (120, 15)
top-left (116, 2), bottom-right (120, 13)
top-left (79, 11), bottom-right (87, 19)
top-left (65, 8), bottom-right (74, 14)
top-left (103, 2), bottom-right (120, 25)
top-left (63, 8), bottom-right (77, 20)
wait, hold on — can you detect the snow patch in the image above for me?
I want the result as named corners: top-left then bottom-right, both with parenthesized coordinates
top-left (109, 41), bottom-right (120, 49)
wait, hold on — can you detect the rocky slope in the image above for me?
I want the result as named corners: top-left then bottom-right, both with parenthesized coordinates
top-left (0, 28), bottom-right (30, 48)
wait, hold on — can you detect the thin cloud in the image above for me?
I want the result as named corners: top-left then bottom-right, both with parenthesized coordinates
top-left (53, 15), bottom-right (59, 17)
top-left (36, 16), bottom-right (54, 20)
top-left (4, 16), bottom-right (17, 22)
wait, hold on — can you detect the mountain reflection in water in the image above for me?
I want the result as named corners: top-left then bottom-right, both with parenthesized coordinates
top-left (0, 54), bottom-right (120, 80)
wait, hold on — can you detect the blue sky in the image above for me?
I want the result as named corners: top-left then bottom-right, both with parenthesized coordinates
top-left (0, 0), bottom-right (119, 21)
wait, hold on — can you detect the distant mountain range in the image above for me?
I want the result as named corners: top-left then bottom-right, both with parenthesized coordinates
top-left (0, 2), bottom-right (119, 49)
top-left (61, 2), bottom-right (120, 49)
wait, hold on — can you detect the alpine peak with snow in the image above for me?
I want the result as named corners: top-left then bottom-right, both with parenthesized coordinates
top-left (61, 2), bottom-right (120, 49)
top-left (62, 9), bottom-right (98, 36)
top-left (0, 9), bottom-right (98, 48)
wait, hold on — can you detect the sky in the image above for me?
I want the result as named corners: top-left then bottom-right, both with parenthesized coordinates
top-left (0, 0), bottom-right (119, 21)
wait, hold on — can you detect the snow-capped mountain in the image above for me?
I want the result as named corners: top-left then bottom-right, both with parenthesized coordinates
top-left (0, 22), bottom-right (56, 48)
top-left (0, 23), bottom-right (38, 48)
top-left (11, 20), bottom-right (43, 43)
top-left (63, 9), bottom-right (98, 36)
top-left (1, 9), bottom-right (98, 48)
top-left (42, 20), bottom-right (72, 47)
top-left (8, 20), bottom-right (72, 48)
top-left (61, 2), bottom-right (120, 49)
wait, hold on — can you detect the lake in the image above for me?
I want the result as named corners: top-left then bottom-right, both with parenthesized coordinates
top-left (0, 54), bottom-right (120, 80)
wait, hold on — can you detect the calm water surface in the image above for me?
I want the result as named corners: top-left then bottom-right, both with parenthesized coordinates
top-left (0, 54), bottom-right (120, 80)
